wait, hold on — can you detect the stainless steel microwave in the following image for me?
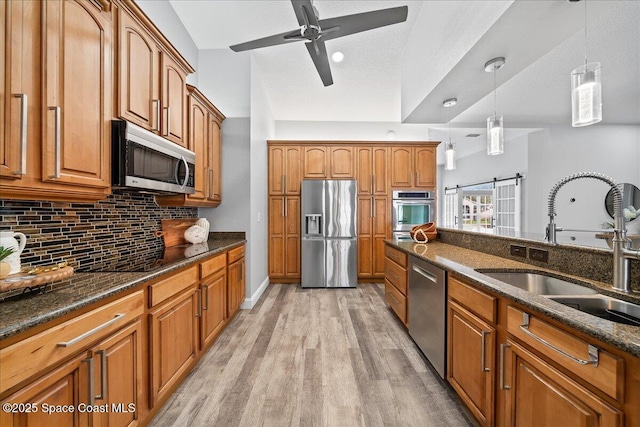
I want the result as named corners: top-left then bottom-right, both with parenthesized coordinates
top-left (112, 120), bottom-right (195, 194)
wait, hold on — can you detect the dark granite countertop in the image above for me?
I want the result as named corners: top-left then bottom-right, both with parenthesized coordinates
top-left (0, 237), bottom-right (245, 340)
top-left (386, 239), bottom-right (640, 357)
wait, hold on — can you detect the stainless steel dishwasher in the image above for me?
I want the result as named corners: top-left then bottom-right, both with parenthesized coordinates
top-left (408, 255), bottom-right (447, 378)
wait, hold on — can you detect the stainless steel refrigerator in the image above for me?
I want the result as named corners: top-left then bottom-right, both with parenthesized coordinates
top-left (301, 179), bottom-right (357, 288)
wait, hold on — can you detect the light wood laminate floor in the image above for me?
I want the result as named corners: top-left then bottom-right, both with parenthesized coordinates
top-left (150, 284), bottom-right (476, 427)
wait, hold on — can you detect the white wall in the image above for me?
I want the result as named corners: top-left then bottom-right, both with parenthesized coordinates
top-left (247, 60), bottom-right (275, 305)
top-left (274, 121), bottom-right (432, 141)
top-left (198, 50), bottom-right (251, 118)
top-left (136, 0), bottom-right (199, 85)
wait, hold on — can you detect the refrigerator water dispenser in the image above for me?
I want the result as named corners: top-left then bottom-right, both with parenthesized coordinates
top-left (305, 214), bottom-right (323, 236)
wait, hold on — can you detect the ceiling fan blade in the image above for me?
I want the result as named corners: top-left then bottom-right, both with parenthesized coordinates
top-left (229, 29), bottom-right (304, 52)
top-left (305, 39), bottom-right (333, 87)
top-left (291, 0), bottom-right (319, 28)
top-left (318, 6), bottom-right (408, 42)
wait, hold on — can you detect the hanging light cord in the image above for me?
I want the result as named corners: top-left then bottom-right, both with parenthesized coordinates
top-left (493, 69), bottom-right (497, 118)
top-left (584, 0), bottom-right (588, 66)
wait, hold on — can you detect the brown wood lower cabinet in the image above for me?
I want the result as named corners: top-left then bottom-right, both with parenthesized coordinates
top-left (228, 256), bottom-right (246, 318)
top-left (503, 340), bottom-right (623, 427)
top-left (201, 267), bottom-right (227, 349)
top-left (149, 285), bottom-right (199, 407)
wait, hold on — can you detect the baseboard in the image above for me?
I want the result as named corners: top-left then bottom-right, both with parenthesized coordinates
top-left (241, 276), bottom-right (269, 309)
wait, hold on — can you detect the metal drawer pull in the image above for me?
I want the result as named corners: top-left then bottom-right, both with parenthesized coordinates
top-left (83, 357), bottom-right (95, 406)
top-left (386, 292), bottom-right (400, 306)
top-left (386, 270), bottom-right (399, 281)
top-left (57, 313), bottom-right (125, 347)
top-left (204, 167), bottom-right (210, 198)
top-left (152, 99), bottom-right (160, 131)
top-left (164, 106), bottom-right (170, 136)
top-left (96, 350), bottom-right (107, 400)
top-left (387, 252), bottom-right (399, 261)
top-left (412, 264), bottom-right (437, 284)
top-left (499, 343), bottom-right (511, 390)
top-left (14, 94), bottom-right (28, 175)
top-left (49, 106), bottom-right (61, 178)
top-left (481, 331), bottom-right (490, 372)
top-left (519, 313), bottom-right (599, 366)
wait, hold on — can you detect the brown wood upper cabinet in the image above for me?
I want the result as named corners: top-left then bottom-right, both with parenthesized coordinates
top-left (268, 145), bottom-right (301, 195)
top-left (356, 147), bottom-right (388, 195)
top-left (329, 147), bottom-right (355, 178)
top-left (115, 0), bottom-right (194, 148)
top-left (390, 145), bottom-right (437, 189)
top-left (156, 85), bottom-right (225, 207)
top-left (1, 0), bottom-right (112, 202)
top-left (303, 146), bottom-right (328, 179)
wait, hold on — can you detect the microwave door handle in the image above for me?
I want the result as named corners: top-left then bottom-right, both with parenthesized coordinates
top-left (180, 156), bottom-right (189, 189)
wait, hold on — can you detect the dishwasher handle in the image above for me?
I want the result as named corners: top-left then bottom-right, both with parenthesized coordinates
top-left (412, 264), bottom-right (438, 284)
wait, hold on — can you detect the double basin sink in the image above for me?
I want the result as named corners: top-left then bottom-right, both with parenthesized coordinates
top-left (478, 271), bottom-right (640, 326)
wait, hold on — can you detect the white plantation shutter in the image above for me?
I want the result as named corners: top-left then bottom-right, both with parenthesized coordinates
top-left (493, 178), bottom-right (521, 235)
top-left (443, 188), bottom-right (460, 229)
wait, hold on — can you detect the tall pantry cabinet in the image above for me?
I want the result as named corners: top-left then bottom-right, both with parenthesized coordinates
top-left (267, 141), bottom-right (439, 282)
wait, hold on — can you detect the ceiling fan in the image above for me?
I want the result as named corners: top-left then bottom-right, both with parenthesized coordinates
top-left (229, 0), bottom-right (408, 87)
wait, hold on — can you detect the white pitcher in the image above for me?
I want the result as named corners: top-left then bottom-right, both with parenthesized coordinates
top-left (0, 231), bottom-right (27, 275)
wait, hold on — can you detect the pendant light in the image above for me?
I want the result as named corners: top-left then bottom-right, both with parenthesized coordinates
top-left (485, 57), bottom-right (505, 156)
top-left (443, 98), bottom-right (457, 170)
top-left (571, 0), bottom-right (602, 127)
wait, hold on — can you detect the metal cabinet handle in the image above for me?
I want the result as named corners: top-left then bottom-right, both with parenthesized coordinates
top-left (57, 314), bottom-right (125, 347)
top-left (203, 284), bottom-right (209, 310)
top-left (386, 270), bottom-right (399, 281)
top-left (196, 288), bottom-right (202, 318)
top-left (204, 167), bottom-right (210, 198)
top-left (83, 357), bottom-right (95, 406)
top-left (284, 198), bottom-right (288, 217)
top-left (163, 106), bottom-right (170, 136)
top-left (370, 175), bottom-right (374, 194)
top-left (386, 291), bottom-right (400, 307)
top-left (519, 313), bottom-right (599, 366)
top-left (481, 331), bottom-right (490, 372)
top-left (152, 99), bottom-right (160, 131)
top-left (416, 171), bottom-right (420, 185)
top-left (13, 94), bottom-right (28, 175)
top-left (499, 343), bottom-right (511, 390)
top-left (284, 175), bottom-right (287, 194)
top-left (95, 350), bottom-right (107, 400)
top-left (370, 199), bottom-right (374, 218)
top-left (239, 263), bottom-right (243, 281)
top-left (48, 106), bottom-right (61, 178)
top-left (386, 252), bottom-right (399, 262)
top-left (210, 169), bottom-right (215, 198)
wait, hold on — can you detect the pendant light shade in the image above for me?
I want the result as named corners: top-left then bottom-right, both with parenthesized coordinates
top-left (571, 62), bottom-right (602, 127)
top-left (487, 115), bottom-right (504, 156)
top-left (444, 141), bottom-right (456, 170)
top-left (485, 57), bottom-right (505, 156)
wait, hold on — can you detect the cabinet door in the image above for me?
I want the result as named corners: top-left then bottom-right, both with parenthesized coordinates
top-left (227, 260), bottom-right (243, 317)
top-left (372, 197), bottom-right (389, 276)
top-left (149, 286), bottom-right (199, 407)
top-left (116, 7), bottom-right (159, 131)
top-left (188, 97), bottom-right (207, 201)
top-left (269, 196), bottom-right (286, 277)
top-left (201, 269), bottom-right (227, 349)
top-left (357, 197), bottom-right (373, 276)
top-left (0, 353), bottom-right (90, 427)
top-left (160, 52), bottom-right (187, 147)
top-left (285, 146), bottom-right (301, 195)
top-left (1, 0), bottom-right (39, 181)
top-left (329, 146), bottom-right (355, 178)
top-left (356, 147), bottom-right (373, 195)
top-left (269, 145), bottom-right (301, 195)
top-left (372, 147), bottom-right (388, 195)
top-left (414, 147), bottom-right (436, 188)
top-left (504, 341), bottom-right (623, 427)
top-left (303, 146), bottom-right (328, 178)
top-left (43, 0), bottom-right (111, 189)
top-left (448, 301), bottom-right (495, 427)
top-left (91, 321), bottom-right (143, 427)
top-left (208, 116), bottom-right (222, 203)
top-left (284, 196), bottom-right (301, 277)
top-left (238, 258), bottom-right (246, 304)
top-left (390, 147), bottom-right (413, 188)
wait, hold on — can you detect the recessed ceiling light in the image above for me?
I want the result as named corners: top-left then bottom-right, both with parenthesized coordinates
top-left (466, 133), bottom-right (481, 138)
top-left (331, 51), bottom-right (344, 63)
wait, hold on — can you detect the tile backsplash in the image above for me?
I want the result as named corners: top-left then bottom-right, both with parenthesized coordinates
top-left (0, 192), bottom-right (197, 272)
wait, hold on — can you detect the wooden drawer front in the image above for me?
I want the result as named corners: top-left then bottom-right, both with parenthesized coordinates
top-left (385, 258), bottom-right (407, 295)
top-left (150, 266), bottom-right (198, 307)
top-left (449, 277), bottom-right (497, 324)
top-left (506, 306), bottom-right (624, 401)
top-left (228, 245), bottom-right (245, 264)
top-left (200, 253), bottom-right (226, 279)
top-left (0, 290), bottom-right (144, 394)
top-left (385, 245), bottom-right (407, 268)
top-left (385, 280), bottom-right (407, 324)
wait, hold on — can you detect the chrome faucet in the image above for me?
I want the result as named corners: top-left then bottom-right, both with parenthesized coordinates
top-left (546, 172), bottom-right (640, 293)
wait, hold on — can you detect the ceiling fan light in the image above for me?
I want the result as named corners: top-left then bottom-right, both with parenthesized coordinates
top-left (444, 141), bottom-right (456, 170)
top-left (487, 115), bottom-right (504, 156)
top-left (331, 51), bottom-right (344, 63)
top-left (571, 62), bottom-right (602, 127)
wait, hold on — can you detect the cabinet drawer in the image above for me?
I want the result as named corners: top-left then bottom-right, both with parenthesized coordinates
top-left (385, 245), bottom-right (407, 268)
top-left (0, 290), bottom-right (144, 394)
top-left (228, 245), bottom-right (245, 264)
top-left (449, 277), bottom-right (497, 324)
top-left (506, 306), bottom-right (624, 401)
top-left (149, 266), bottom-right (198, 307)
top-left (385, 280), bottom-right (407, 324)
top-left (385, 258), bottom-right (407, 295)
top-left (200, 253), bottom-right (226, 279)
